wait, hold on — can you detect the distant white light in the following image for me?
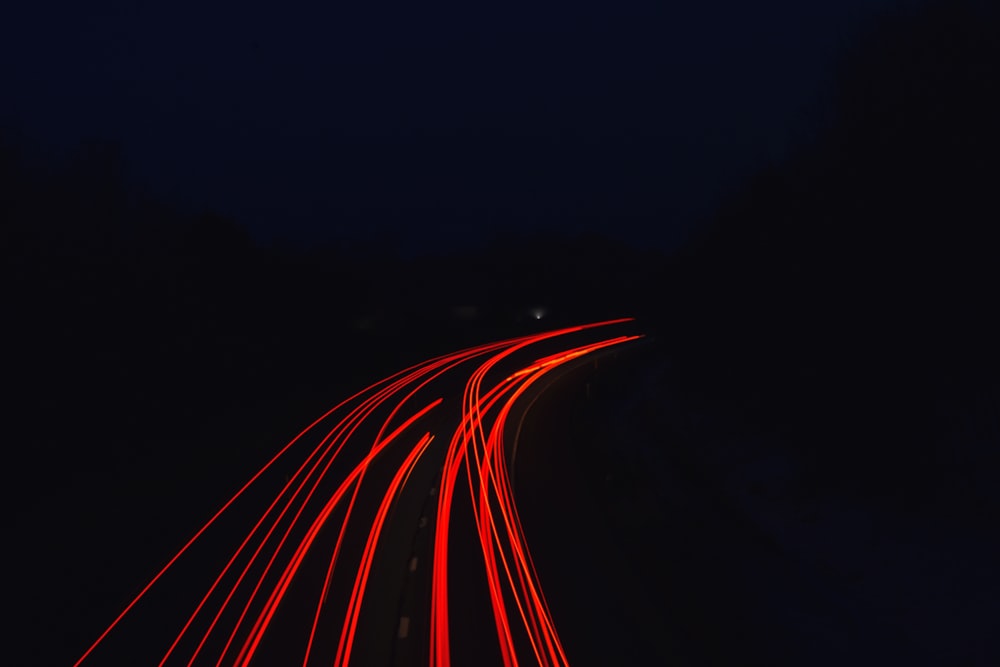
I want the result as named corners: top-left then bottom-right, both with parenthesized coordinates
top-left (530, 307), bottom-right (546, 320)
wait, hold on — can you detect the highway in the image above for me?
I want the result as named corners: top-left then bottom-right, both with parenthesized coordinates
top-left (72, 318), bottom-right (642, 666)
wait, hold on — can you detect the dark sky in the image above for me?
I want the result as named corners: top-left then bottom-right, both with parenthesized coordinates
top-left (2, 0), bottom-right (923, 254)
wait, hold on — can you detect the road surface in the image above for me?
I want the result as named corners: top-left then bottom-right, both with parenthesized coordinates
top-left (72, 318), bottom-right (642, 666)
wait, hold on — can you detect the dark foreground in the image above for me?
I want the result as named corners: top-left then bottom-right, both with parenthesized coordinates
top-left (514, 340), bottom-right (999, 667)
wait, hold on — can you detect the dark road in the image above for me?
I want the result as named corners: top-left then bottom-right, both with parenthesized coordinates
top-left (71, 319), bottom-right (642, 666)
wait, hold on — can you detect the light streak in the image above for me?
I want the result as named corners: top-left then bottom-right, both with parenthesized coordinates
top-left (73, 319), bottom-right (639, 666)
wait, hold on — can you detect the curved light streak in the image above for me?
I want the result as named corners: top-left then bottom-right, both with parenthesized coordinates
top-left (74, 319), bottom-right (639, 666)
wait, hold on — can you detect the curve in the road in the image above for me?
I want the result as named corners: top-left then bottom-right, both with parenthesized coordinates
top-left (74, 318), bottom-right (641, 667)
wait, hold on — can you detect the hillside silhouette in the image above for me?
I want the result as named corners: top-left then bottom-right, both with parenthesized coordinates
top-left (656, 0), bottom-right (999, 509)
top-left (2, 134), bottom-right (657, 467)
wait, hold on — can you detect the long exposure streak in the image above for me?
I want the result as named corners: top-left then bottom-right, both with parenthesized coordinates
top-left (74, 319), bottom-right (640, 666)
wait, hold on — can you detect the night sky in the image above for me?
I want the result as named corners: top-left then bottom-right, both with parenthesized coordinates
top-left (3, 0), bottom-right (920, 253)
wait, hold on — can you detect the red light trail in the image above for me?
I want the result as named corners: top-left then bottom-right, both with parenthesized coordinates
top-left (74, 319), bottom-right (640, 666)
